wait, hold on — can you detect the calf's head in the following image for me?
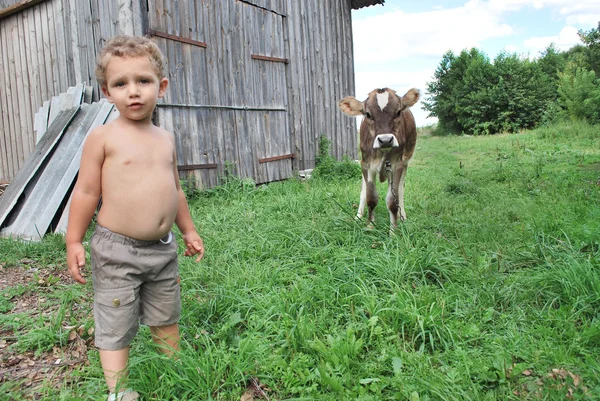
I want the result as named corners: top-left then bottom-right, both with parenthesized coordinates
top-left (338, 88), bottom-right (420, 151)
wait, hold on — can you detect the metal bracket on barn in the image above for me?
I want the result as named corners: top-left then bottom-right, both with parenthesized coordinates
top-left (251, 54), bottom-right (289, 64)
top-left (157, 104), bottom-right (287, 112)
top-left (259, 154), bottom-right (295, 164)
top-left (148, 30), bottom-right (207, 48)
top-left (177, 164), bottom-right (218, 171)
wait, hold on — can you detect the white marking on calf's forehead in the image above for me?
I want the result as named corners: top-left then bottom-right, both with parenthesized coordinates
top-left (376, 92), bottom-right (389, 111)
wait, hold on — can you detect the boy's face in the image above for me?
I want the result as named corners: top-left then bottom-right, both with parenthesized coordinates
top-left (101, 55), bottom-right (168, 122)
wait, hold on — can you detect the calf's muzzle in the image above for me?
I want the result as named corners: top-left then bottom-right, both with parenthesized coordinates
top-left (373, 134), bottom-right (399, 150)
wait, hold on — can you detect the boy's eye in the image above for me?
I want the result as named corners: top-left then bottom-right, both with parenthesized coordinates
top-left (115, 82), bottom-right (125, 87)
top-left (140, 79), bottom-right (150, 84)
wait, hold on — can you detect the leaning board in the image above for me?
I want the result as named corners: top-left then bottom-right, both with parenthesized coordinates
top-left (0, 107), bottom-right (80, 228)
top-left (1, 101), bottom-right (113, 240)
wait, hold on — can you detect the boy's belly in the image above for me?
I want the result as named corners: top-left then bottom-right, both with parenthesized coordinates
top-left (97, 183), bottom-right (179, 241)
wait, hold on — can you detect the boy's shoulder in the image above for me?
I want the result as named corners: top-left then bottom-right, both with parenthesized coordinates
top-left (83, 122), bottom-right (110, 147)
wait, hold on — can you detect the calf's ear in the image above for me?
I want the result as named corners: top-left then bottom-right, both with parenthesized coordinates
top-left (401, 88), bottom-right (420, 108)
top-left (338, 96), bottom-right (364, 116)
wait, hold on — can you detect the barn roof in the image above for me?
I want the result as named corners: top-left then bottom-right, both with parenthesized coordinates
top-left (351, 0), bottom-right (385, 10)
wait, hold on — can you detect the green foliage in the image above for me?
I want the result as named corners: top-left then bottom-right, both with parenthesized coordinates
top-left (424, 48), bottom-right (556, 135)
top-left (313, 135), bottom-right (361, 180)
top-left (557, 66), bottom-right (600, 124)
top-left (578, 22), bottom-right (600, 75)
top-left (424, 25), bottom-right (600, 134)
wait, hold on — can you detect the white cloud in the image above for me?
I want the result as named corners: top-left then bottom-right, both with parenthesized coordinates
top-left (489, 0), bottom-right (600, 13)
top-left (523, 26), bottom-right (583, 56)
top-left (566, 14), bottom-right (600, 26)
top-left (352, 3), bottom-right (513, 63)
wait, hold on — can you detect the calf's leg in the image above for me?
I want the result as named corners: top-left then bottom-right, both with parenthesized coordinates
top-left (397, 161), bottom-right (409, 221)
top-left (386, 164), bottom-right (401, 229)
top-left (357, 165), bottom-right (378, 226)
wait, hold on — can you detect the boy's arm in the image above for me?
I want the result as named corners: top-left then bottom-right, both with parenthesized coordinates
top-left (65, 128), bottom-right (105, 284)
top-left (172, 150), bottom-right (204, 262)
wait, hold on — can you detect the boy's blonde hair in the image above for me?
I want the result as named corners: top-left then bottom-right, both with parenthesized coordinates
top-left (95, 35), bottom-right (166, 88)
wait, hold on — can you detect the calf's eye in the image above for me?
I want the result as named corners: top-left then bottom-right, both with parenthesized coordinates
top-left (365, 112), bottom-right (373, 120)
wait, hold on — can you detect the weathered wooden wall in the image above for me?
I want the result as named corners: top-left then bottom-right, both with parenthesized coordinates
top-left (0, 0), bottom-right (145, 181)
top-left (149, 0), bottom-right (293, 188)
top-left (286, 0), bottom-right (357, 169)
top-left (0, 0), bottom-right (358, 186)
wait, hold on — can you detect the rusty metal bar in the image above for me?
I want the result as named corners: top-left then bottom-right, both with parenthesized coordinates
top-left (148, 29), bottom-right (207, 48)
top-left (259, 154), bottom-right (295, 164)
top-left (251, 54), bottom-right (289, 64)
top-left (177, 164), bottom-right (217, 171)
top-left (235, 0), bottom-right (287, 17)
top-left (157, 103), bottom-right (286, 112)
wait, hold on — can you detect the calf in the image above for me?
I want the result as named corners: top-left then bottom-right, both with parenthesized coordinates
top-left (338, 88), bottom-right (420, 230)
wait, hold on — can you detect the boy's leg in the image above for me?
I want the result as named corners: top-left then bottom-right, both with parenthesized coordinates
top-left (99, 347), bottom-right (130, 392)
top-left (149, 323), bottom-right (180, 356)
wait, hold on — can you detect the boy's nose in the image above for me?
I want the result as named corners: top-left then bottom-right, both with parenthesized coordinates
top-left (128, 85), bottom-right (140, 96)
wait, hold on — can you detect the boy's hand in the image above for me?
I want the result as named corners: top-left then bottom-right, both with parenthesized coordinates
top-left (67, 243), bottom-right (87, 284)
top-left (182, 232), bottom-right (204, 262)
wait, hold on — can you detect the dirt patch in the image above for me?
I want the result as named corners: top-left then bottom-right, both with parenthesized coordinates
top-left (0, 262), bottom-right (94, 397)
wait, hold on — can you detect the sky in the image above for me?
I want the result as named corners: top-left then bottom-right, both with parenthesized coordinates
top-left (350, 0), bottom-right (600, 126)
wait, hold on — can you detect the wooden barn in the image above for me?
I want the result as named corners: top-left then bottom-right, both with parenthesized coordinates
top-left (0, 0), bottom-right (384, 188)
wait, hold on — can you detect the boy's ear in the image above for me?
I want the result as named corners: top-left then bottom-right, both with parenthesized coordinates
top-left (101, 86), bottom-right (113, 103)
top-left (158, 78), bottom-right (169, 98)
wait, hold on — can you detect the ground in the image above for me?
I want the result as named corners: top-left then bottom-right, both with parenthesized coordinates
top-left (0, 260), bottom-right (93, 395)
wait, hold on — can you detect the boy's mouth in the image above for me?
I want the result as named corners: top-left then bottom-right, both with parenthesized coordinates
top-left (128, 102), bottom-right (143, 109)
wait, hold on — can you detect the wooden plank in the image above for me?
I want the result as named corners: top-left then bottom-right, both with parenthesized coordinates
top-left (0, 22), bottom-right (15, 179)
top-left (0, 106), bottom-right (79, 228)
top-left (67, 0), bottom-right (82, 84)
top-left (7, 19), bottom-right (24, 173)
top-left (33, 3), bottom-right (49, 101)
top-left (19, 7), bottom-right (35, 155)
top-left (34, 100), bottom-right (50, 143)
top-left (24, 7), bottom-right (41, 114)
top-left (52, 0), bottom-right (67, 92)
top-left (48, 94), bottom-right (69, 125)
top-left (78, 0), bottom-right (91, 86)
top-left (0, 0), bottom-right (46, 20)
top-left (2, 101), bottom-right (112, 240)
top-left (44, 0), bottom-right (59, 95)
top-left (90, 0), bottom-right (104, 98)
top-left (83, 85), bottom-right (93, 104)
top-left (53, 100), bottom-right (114, 234)
top-left (67, 84), bottom-right (84, 107)
top-left (117, 0), bottom-right (134, 35)
top-left (131, 0), bottom-right (146, 35)
top-left (285, 0), bottom-right (302, 171)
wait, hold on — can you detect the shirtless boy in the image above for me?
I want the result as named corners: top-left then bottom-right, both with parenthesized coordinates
top-left (66, 35), bottom-right (204, 401)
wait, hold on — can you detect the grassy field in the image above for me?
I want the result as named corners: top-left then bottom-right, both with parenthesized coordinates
top-left (1, 121), bottom-right (599, 401)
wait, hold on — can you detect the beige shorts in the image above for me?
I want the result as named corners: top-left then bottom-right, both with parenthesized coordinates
top-left (90, 224), bottom-right (180, 351)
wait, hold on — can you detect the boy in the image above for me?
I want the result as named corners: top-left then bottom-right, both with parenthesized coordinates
top-left (66, 35), bottom-right (204, 401)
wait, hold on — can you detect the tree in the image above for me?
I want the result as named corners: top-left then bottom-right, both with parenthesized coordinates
top-left (423, 48), bottom-right (491, 134)
top-left (578, 22), bottom-right (600, 75)
top-left (423, 50), bottom-right (461, 134)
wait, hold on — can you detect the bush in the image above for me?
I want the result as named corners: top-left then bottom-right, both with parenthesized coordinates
top-left (312, 135), bottom-right (361, 180)
top-left (558, 67), bottom-right (600, 124)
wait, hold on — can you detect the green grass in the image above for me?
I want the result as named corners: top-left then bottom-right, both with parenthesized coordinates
top-left (1, 121), bottom-right (599, 400)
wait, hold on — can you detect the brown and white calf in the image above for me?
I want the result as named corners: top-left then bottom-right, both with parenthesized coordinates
top-left (338, 88), bottom-right (420, 230)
